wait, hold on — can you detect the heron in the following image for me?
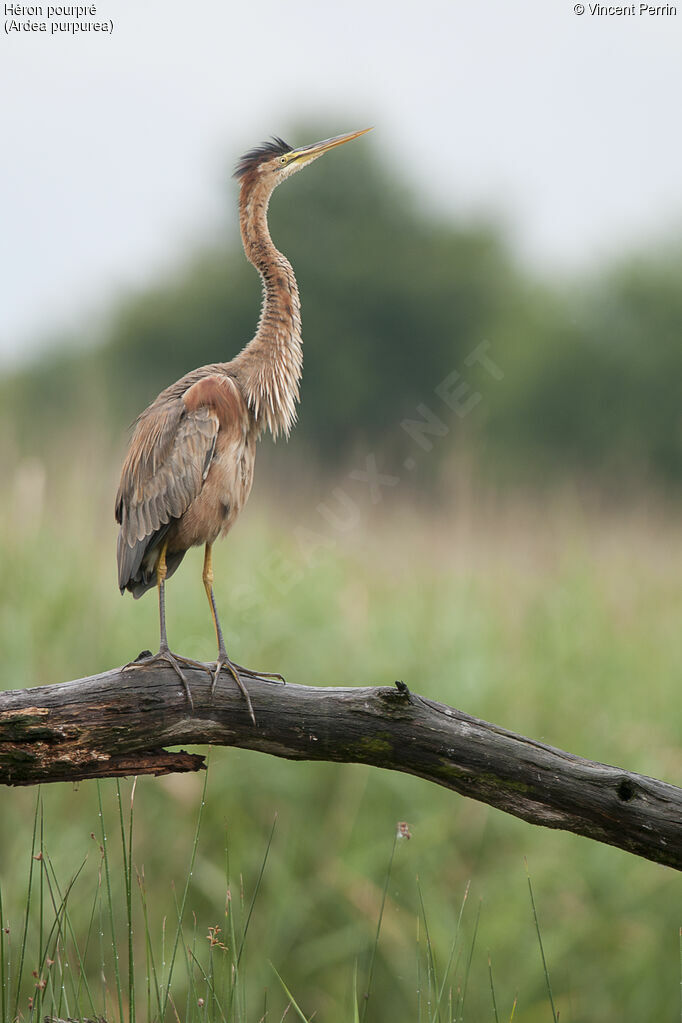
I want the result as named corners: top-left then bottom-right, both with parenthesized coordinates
top-left (115, 127), bottom-right (370, 719)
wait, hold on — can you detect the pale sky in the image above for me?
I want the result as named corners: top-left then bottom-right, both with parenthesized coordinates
top-left (1, 0), bottom-right (681, 364)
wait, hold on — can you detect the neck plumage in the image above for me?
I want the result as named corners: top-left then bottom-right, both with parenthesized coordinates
top-left (232, 179), bottom-right (303, 439)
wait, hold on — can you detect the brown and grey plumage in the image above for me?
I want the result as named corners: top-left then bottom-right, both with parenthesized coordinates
top-left (115, 128), bottom-right (370, 716)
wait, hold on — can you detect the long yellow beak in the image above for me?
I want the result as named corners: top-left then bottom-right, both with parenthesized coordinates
top-left (288, 128), bottom-right (372, 165)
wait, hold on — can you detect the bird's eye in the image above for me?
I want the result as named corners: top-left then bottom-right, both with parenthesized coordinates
top-left (280, 156), bottom-right (287, 165)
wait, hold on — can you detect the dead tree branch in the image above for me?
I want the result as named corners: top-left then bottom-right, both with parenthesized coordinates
top-left (0, 665), bottom-right (679, 870)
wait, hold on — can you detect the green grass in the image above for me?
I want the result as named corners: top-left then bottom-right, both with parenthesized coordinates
top-left (0, 458), bottom-right (680, 1021)
top-left (0, 783), bottom-right (558, 1023)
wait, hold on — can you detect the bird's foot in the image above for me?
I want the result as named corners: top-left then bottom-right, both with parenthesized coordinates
top-left (209, 654), bottom-right (258, 725)
top-left (227, 661), bottom-right (286, 686)
top-left (209, 652), bottom-right (285, 723)
top-left (123, 646), bottom-right (213, 711)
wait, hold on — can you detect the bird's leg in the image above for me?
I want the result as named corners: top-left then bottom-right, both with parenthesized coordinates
top-left (203, 544), bottom-right (255, 722)
top-left (203, 544), bottom-right (228, 662)
top-left (153, 540), bottom-right (197, 709)
top-left (157, 543), bottom-right (171, 652)
top-left (203, 545), bottom-right (284, 724)
top-left (125, 540), bottom-right (212, 711)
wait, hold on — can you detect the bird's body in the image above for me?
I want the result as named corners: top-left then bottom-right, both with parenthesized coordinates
top-left (115, 129), bottom-right (369, 713)
top-left (116, 365), bottom-right (258, 597)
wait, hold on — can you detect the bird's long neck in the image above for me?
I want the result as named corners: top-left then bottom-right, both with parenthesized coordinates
top-left (231, 179), bottom-right (303, 438)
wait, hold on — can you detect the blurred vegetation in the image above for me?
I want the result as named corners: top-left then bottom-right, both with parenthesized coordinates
top-left (0, 469), bottom-right (681, 1020)
top-left (0, 130), bottom-right (680, 491)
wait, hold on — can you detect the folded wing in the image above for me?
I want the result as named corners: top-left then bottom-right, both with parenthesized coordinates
top-left (115, 396), bottom-right (219, 595)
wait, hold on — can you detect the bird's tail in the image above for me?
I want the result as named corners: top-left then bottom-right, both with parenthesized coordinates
top-left (117, 523), bottom-right (186, 598)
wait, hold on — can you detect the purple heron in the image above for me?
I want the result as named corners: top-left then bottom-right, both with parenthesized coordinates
top-left (115, 128), bottom-right (371, 718)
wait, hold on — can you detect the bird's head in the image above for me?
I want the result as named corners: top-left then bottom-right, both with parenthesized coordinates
top-left (234, 128), bottom-right (372, 192)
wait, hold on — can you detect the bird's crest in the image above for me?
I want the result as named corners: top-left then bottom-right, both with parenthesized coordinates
top-left (234, 137), bottom-right (293, 179)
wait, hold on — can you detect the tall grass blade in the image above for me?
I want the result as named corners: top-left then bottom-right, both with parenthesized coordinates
top-left (236, 814), bottom-right (277, 970)
top-left (361, 832), bottom-right (398, 1023)
top-left (13, 791), bottom-right (40, 1020)
top-left (98, 862), bottom-right (107, 1016)
top-left (183, 912), bottom-right (200, 1023)
top-left (97, 781), bottom-right (125, 1023)
top-left (161, 767), bottom-right (209, 1021)
top-left (352, 959), bottom-right (360, 1023)
top-left (115, 778), bottom-right (137, 1023)
top-left (416, 916), bottom-right (422, 1023)
top-left (270, 964), bottom-right (312, 1023)
top-left (41, 851), bottom-right (95, 1018)
top-left (225, 814), bottom-right (277, 1022)
top-left (416, 876), bottom-right (438, 1020)
top-left (73, 859), bottom-right (103, 1016)
top-left (127, 781), bottom-right (136, 1022)
top-left (0, 883), bottom-right (6, 1023)
top-left (36, 805), bottom-right (47, 1021)
top-left (188, 947), bottom-right (227, 1023)
top-left (525, 859), bottom-right (557, 1023)
top-left (456, 896), bottom-right (481, 1019)
top-left (430, 879), bottom-right (470, 1023)
top-left (136, 866), bottom-right (163, 1023)
top-left (226, 892), bottom-right (239, 1021)
top-left (188, 937), bottom-right (228, 1018)
top-left (487, 954), bottom-right (500, 1023)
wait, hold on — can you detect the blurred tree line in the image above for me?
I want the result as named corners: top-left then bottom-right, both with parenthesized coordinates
top-left (2, 132), bottom-right (680, 491)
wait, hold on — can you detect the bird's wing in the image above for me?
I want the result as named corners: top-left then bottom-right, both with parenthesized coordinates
top-left (115, 401), bottom-right (219, 590)
top-left (116, 373), bottom-right (249, 592)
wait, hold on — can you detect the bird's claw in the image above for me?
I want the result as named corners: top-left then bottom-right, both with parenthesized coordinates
top-left (226, 661), bottom-right (286, 686)
top-left (210, 654), bottom-right (257, 725)
top-left (123, 647), bottom-right (215, 711)
top-left (124, 645), bottom-right (280, 725)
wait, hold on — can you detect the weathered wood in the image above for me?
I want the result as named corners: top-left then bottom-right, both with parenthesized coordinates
top-left (0, 666), bottom-right (680, 869)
